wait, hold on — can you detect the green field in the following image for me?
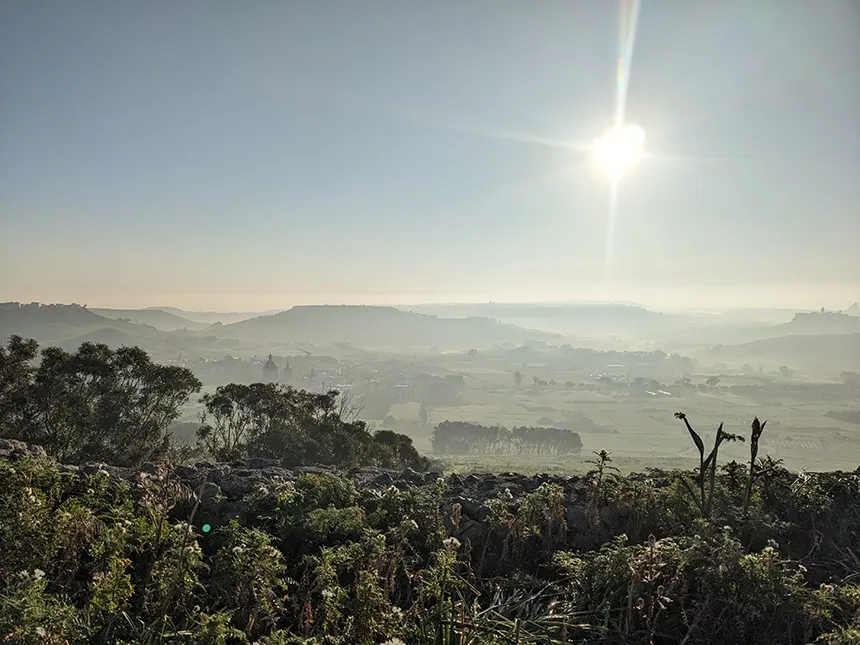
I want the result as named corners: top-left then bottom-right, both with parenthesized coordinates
top-left (393, 361), bottom-right (860, 474)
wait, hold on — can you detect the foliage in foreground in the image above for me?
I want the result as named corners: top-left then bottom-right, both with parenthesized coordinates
top-left (0, 336), bottom-right (427, 472)
top-left (0, 336), bottom-right (202, 466)
top-left (197, 382), bottom-right (428, 470)
top-left (1, 432), bottom-right (859, 644)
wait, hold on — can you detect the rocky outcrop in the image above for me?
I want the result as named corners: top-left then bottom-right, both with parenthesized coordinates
top-left (0, 439), bottom-right (662, 551)
top-left (0, 439), bottom-right (47, 461)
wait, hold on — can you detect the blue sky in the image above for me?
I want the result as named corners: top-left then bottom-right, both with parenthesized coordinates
top-left (1, 0), bottom-right (858, 310)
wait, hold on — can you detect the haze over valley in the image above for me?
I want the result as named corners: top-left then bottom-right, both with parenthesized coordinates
top-left (4, 298), bottom-right (858, 472)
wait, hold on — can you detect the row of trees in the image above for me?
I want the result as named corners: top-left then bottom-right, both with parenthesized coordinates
top-left (0, 336), bottom-right (427, 470)
top-left (432, 420), bottom-right (582, 456)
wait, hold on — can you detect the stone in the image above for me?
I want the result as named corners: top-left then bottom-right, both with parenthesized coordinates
top-left (25, 443), bottom-right (47, 458)
top-left (174, 465), bottom-right (198, 481)
top-left (452, 496), bottom-right (489, 523)
top-left (82, 463), bottom-right (109, 476)
top-left (199, 482), bottom-right (222, 512)
top-left (208, 465), bottom-right (232, 484)
top-left (218, 472), bottom-right (264, 499)
top-left (140, 462), bottom-right (159, 475)
top-left (401, 468), bottom-right (426, 485)
top-left (245, 457), bottom-right (280, 469)
top-left (458, 517), bottom-right (488, 543)
top-left (374, 472), bottom-right (395, 486)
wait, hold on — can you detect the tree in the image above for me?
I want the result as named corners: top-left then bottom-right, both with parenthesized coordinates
top-left (0, 335), bottom-right (39, 433)
top-left (419, 401), bottom-right (430, 424)
top-left (371, 429), bottom-right (426, 469)
top-left (0, 339), bottom-right (201, 466)
top-left (706, 376), bottom-right (721, 389)
top-left (431, 420), bottom-right (581, 457)
top-left (197, 383), bottom-right (426, 469)
top-left (513, 370), bottom-right (523, 388)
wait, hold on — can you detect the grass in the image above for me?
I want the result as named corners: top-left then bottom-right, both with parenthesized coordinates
top-left (399, 367), bottom-right (860, 474)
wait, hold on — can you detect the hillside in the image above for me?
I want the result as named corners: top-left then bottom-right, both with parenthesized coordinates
top-left (0, 303), bottom-right (156, 345)
top-left (91, 307), bottom-right (207, 331)
top-left (147, 306), bottom-right (271, 325)
top-left (216, 304), bottom-right (559, 349)
top-left (405, 301), bottom-right (675, 336)
top-left (663, 310), bottom-right (860, 349)
top-left (711, 332), bottom-right (860, 370)
top-left (775, 311), bottom-right (860, 335)
top-left (0, 303), bottom-right (246, 360)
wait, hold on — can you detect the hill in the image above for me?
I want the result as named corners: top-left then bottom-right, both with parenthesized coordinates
top-left (147, 306), bottom-right (271, 325)
top-left (711, 333), bottom-right (860, 370)
top-left (775, 310), bottom-right (860, 335)
top-left (0, 302), bottom-right (247, 360)
top-left (0, 303), bottom-right (148, 344)
top-left (216, 304), bottom-right (559, 349)
top-left (405, 302), bottom-right (675, 336)
top-left (91, 307), bottom-right (207, 331)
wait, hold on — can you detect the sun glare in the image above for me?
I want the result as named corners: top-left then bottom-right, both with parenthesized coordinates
top-left (591, 123), bottom-right (646, 176)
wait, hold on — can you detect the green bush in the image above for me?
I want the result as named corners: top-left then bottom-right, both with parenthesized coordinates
top-left (2, 413), bottom-right (860, 644)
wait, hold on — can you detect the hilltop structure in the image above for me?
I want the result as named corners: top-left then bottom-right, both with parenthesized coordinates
top-left (262, 354), bottom-right (279, 383)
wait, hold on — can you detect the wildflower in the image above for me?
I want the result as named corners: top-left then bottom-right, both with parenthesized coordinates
top-left (33, 569), bottom-right (45, 580)
top-left (442, 537), bottom-right (461, 551)
top-left (321, 589), bottom-right (334, 598)
top-left (35, 627), bottom-right (47, 638)
top-left (767, 538), bottom-right (780, 550)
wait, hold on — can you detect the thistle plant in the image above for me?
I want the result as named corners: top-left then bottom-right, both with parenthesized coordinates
top-left (674, 412), bottom-right (744, 519)
top-left (742, 416), bottom-right (768, 517)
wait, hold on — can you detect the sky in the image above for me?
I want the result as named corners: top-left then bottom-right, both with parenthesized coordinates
top-left (1, 0), bottom-right (858, 312)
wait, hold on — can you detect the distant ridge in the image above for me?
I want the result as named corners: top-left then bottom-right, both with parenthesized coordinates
top-left (711, 333), bottom-right (860, 370)
top-left (0, 302), bottom-right (241, 360)
top-left (92, 308), bottom-right (208, 331)
top-left (0, 302), bottom-right (170, 346)
top-left (217, 304), bottom-right (558, 349)
top-left (144, 307), bottom-right (271, 325)
top-left (780, 310), bottom-right (860, 335)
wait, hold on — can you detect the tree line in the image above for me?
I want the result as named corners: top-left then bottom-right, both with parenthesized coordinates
top-left (0, 335), bottom-right (426, 470)
top-left (432, 420), bottom-right (582, 456)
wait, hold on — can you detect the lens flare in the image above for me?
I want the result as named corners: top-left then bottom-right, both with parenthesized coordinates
top-left (592, 123), bottom-right (646, 177)
top-left (602, 0), bottom-right (643, 301)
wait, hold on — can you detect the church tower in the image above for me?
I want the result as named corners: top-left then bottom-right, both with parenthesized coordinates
top-left (263, 354), bottom-right (279, 383)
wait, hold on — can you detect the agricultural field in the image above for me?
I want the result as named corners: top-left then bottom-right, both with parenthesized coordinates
top-left (388, 357), bottom-right (860, 474)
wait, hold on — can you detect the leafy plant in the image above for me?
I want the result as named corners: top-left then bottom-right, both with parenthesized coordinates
top-left (674, 412), bottom-right (744, 519)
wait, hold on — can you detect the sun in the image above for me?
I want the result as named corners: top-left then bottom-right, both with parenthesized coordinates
top-left (591, 123), bottom-right (646, 177)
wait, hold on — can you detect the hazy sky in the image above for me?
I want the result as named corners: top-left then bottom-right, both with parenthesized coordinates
top-left (1, 1), bottom-right (858, 311)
